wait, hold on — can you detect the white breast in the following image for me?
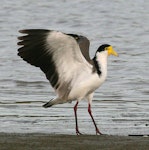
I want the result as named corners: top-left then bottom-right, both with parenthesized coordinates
top-left (68, 51), bottom-right (108, 101)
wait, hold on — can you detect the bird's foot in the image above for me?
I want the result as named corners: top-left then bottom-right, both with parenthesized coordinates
top-left (96, 128), bottom-right (102, 135)
top-left (76, 129), bottom-right (83, 135)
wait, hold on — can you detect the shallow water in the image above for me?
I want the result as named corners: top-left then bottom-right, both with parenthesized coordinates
top-left (0, 0), bottom-right (149, 135)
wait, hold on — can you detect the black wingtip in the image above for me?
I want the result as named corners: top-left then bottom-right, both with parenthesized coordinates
top-left (17, 36), bottom-right (23, 40)
top-left (18, 30), bottom-right (22, 33)
top-left (19, 30), bottom-right (27, 33)
top-left (17, 41), bottom-right (23, 46)
top-left (18, 30), bottom-right (28, 42)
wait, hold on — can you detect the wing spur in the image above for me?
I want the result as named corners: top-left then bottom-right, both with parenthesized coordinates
top-left (18, 29), bottom-right (92, 97)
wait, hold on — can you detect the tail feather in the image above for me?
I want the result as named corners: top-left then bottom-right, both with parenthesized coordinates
top-left (42, 98), bottom-right (63, 108)
top-left (43, 99), bottom-right (54, 108)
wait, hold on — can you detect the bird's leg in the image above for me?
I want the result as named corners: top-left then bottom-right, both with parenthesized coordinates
top-left (74, 101), bottom-right (82, 135)
top-left (88, 103), bottom-right (102, 135)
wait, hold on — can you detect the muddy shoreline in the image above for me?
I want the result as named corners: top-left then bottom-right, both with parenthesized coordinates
top-left (0, 133), bottom-right (148, 150)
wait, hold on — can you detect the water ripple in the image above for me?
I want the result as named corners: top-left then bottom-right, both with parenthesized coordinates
top-left (0, 0), bottom-right (149, 135)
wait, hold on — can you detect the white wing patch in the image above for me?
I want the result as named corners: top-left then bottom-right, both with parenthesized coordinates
top-left (45, 31), bottom-right (93, 98)
top-left (18, 29), bottom-right (96, 103)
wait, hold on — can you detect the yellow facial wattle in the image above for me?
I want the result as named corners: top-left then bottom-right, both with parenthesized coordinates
top-left (107, 46), bottom-right (118, 56)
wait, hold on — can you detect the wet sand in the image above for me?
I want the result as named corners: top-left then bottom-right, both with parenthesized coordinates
top-left (0, 133), bottom-right (148, 150)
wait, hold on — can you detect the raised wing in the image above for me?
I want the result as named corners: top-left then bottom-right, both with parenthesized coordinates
top-left (67, 34), bottom-right (91, 64)
top-left (18, 29), bottom-right (92, 97)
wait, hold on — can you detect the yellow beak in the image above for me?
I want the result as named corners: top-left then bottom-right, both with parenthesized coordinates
top-left (107, 46), bottom-right (118, 57)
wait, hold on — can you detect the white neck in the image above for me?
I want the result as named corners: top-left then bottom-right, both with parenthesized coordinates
top-left (95, 51), bottom-right (108, 78)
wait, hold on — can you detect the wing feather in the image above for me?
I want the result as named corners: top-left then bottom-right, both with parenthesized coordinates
top-left (67, 34), bottom-right (91, 63)
top-left (18, 29), bottom-right (92, 97)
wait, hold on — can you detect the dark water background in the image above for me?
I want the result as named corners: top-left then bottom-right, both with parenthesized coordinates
top-left (0, 0), bottom-right (148, 135)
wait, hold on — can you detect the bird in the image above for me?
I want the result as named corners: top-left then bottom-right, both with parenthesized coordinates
top-left (17, 29), bottom-right (118, 135)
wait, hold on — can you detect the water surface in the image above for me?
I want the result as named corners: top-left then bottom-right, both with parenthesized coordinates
top-left (0, 0), bottom-right (149, 135)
